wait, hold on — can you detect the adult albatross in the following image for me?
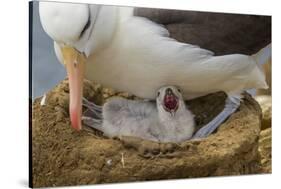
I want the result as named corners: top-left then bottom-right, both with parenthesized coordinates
top-left (39, 2), bottom-right (271, 138)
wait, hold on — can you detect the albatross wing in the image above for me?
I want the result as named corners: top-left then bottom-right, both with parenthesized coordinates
top-left (85, 12), bottom-right (269, 99)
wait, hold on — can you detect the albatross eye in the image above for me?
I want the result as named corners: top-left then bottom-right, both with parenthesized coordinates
top-left (157, 92), bottom-right (160, 97)
top-left (177, 88), bottom-right (181, 93)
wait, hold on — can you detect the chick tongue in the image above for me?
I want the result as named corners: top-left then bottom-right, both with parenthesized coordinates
top-left (164, 94), bottom-right (178, 110)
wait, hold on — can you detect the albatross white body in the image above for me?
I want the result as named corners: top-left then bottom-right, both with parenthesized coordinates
top-left (52, 5), bottom-right (268, 99)
top-left (39, 2), bottom-right (270, 136)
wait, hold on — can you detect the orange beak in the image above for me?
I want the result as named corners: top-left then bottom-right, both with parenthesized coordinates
top-left (61, 46), bottom-right (86, 131)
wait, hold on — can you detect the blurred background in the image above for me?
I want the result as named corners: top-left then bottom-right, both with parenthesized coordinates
top-left (31, 1), bottom-right (66, 100)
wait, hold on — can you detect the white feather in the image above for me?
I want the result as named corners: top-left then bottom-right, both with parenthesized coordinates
top-left (84, 7), bottom-right (269, 99)
top-left (40, 4), bottom-right (270, 100)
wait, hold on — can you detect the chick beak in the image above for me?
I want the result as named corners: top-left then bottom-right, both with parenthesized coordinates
top-left (61, 46), bottom-right (86, 131)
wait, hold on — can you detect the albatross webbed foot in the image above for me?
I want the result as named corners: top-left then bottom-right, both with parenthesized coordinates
top-left (82, 97), bottom-right (103, 130)
top-left (82, 97), bottom-right (102, 118)
top-left (82, 116), bottom-right (102, 126)
top-left (192, 94), bottom-right (241, 139)
top-left (82, 97), bottom-right (102, 112)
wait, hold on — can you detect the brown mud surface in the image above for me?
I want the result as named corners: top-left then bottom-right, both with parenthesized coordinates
top-left (32, 79), bottom-right (268, 187)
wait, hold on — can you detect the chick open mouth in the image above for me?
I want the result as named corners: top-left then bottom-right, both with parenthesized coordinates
top-left (163, 90), bottom-right (179, 112)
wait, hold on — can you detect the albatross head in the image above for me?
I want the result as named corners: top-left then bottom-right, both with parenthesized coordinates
top-left (39, 2), bottom-right (102, 130)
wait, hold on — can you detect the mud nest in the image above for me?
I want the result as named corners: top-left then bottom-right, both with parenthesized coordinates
top-left (32, 79), bottom-right (263, 187)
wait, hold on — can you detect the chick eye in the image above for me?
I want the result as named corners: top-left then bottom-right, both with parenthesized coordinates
top-left (157, 92), bottom-right (160, 97)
